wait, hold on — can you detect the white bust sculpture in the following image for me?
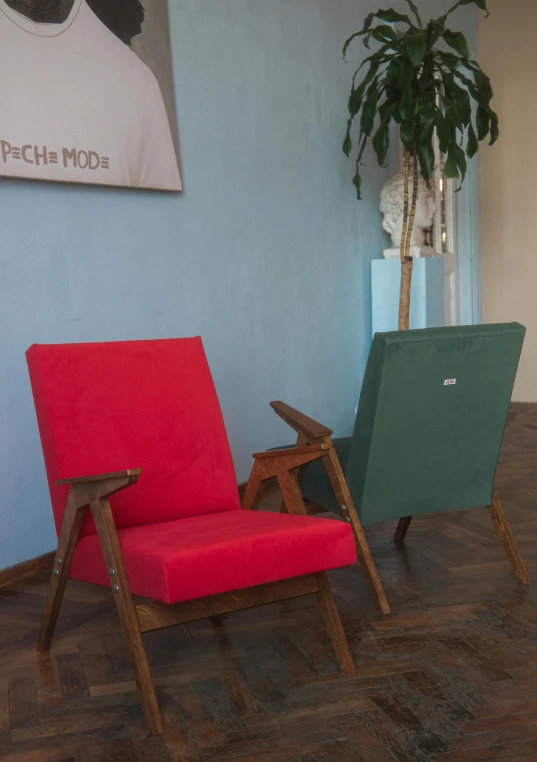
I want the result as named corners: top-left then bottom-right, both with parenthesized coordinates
top-left (380, 171), bottom-right (437, 258)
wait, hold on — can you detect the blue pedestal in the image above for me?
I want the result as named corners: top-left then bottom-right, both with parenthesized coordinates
top-left (371, 257), bottom-right (444, 337)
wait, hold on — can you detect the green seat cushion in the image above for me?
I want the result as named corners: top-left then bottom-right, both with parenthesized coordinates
top-left (349, 323), bottom-right (525, 526)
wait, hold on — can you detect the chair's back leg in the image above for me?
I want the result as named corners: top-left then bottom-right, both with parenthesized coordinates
top-left (315, 572), bottom-right (356, 678)
top-left (394, 516), bottom-right (412, 542)
top-left (37, 493), bottom-right (86, 652)
top-left (321, 443), bottom-right (391, 615)
top-left (91, 498), bottom-right (163, 735)
top-left (488, 492), bottom-right (530, 585)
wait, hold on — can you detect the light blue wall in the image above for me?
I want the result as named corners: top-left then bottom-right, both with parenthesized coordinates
top-left (0, 0), bottom-right (478, 570)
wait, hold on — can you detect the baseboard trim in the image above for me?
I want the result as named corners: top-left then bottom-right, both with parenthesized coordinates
top-left (0, 551), bottom-right (54, 590)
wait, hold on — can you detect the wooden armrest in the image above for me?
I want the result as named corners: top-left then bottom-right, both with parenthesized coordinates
top-left (270, 401), bottom-right (333, 439)
top-left (252, 445), bottom-right (330, 459)
top-left (56, 469), bottom-right (142, 486)
top-left (242, 443), bottom-right (332, 511)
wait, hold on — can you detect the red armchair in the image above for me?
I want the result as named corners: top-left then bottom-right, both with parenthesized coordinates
top-left (26, 337), bottom-right (357, 734)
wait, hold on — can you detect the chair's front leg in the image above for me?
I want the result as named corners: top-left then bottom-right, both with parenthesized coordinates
top-left (37, 492), bottom-right (86, 652)
top-left (315, 572), bottom-right (356, 678)
top-left (321, 441), bottom-right (391, 616)
top-left (90, 498), bottom-right (163, 734)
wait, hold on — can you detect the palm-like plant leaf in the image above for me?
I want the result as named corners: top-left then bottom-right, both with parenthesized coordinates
top-left (343, 0), bottom-right (497, 197)
top-left (403, 0), bottom-right (423, 28)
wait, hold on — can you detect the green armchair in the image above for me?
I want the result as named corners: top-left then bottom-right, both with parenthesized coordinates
top-left (272, 323), bottom-right (529, 615)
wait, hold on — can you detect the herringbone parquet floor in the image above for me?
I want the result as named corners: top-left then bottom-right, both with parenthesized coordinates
top-left (2, 404), bottom-right (537, 761)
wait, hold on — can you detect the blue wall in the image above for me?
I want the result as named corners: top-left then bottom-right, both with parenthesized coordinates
top-left (0, 0), bottom-right (478, 569)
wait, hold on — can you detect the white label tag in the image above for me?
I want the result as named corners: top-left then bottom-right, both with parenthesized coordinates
top-left (444, 379), bottom-right (456, 386)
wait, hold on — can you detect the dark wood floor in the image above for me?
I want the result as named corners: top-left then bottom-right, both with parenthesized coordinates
top-left (2, 404), bottom-right (537, 761)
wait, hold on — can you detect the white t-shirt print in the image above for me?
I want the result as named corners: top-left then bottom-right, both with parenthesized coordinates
top-left (0, 0), bottom-right (182, 190)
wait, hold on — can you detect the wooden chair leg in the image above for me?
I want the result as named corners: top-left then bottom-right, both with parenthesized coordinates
top-left (280, 433), bottom-right (308, 513)
top-left (37, 493), bottom-right (86, 652)
top-left (488, 492), bottom-right (530, 585)
top-left (321, 445), bottom-right (391, 615)
top-left (394, 516), bottom-right (412, 542)
top-left (315, 572), bottom-right (356, 677)
top-left (91, 498), bottom-right (163, 735)
top-left (275, 467), bottom-right (309, 516)
top-left (241, 463), bottom-right (267, 512)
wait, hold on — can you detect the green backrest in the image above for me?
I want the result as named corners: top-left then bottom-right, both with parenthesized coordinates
top-left (347, 323), bottom-right (525, 526)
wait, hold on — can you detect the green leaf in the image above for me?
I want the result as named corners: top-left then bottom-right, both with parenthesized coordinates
top-left (343, 32), bottom-right (362, 60)
top-left (362, 11), bottom-right (376, 32)
top-left (443, 29), bottom-right (470, 58)
top-left (400, 121), bottom-right (414, 152)
top-left (450, 68), bottom-right (482, 102)
top-left (489, 109), bottom-right (499, 144)
top-left (428, 17), bottom-right (446, 45)
top-left (444, 76), bottom-right (472, 125)
top-left (370, 24), bottom-right (398, 45)
top-left (352, 135), bottom-right (368, 199)
top-left (352, 171), bottom-right (362, 199)
top-left (384, 58), bottom-right (401, 97)
top-left (343, 8), bottom-right (415, 57)
top-left (435, 50), bottom-right (461, 68)
top-left (355, 45), bottom-right (391, 74)
top-left (360, 85), bottom-right (381, 136)
top-left (457, 0), bottom-right (489, 13)
top-left (379, 98), bottom-right (397, 121)
top-left (376, 9), bottom-right (413, 25)
top-left (348, 61), bottom-right (380, 117)
top-left (373, 123), bottom-right (389, 166)
top-left (403, 0), bottom-right (423, 27)
top-left (417, 127), bottom-right (435, 183)
top-left (444, 141), bottom-right (460, 179)
top-left (348, 86), bottom-right (363, 119)
top-left (343, 118), bottom-right (353, 157)
top-left (466, 0), bottom-right (488, 9)
top-left (456, 143), bottom-right (467, 185)
top-left (444, 141), bottom-right (467, 185)
top-left (468, 63), bottom-right (494, 104)
top-left (445, 0), bottom-right (489, 19)
top-left (435, 111), bottom-right (452, 154)
top-left (404, 30), bottom-right (427, 68)
top-left (443, 98), bottom-right (463, 130)
top-left (476, 104), bottom-right (490, 140)
top-left (398, 57), bottom-right (416, 122)
top-left (418, 96), bottom-right (436, 132)
top-left (363, 31), bottom-right (373, 50)
top-left (466, 123), bottom-right (478, 158)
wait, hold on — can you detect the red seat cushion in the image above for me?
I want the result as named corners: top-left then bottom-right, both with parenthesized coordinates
top-left (26, 338), bottom-right (240, 537)
top-left (69, 511), bottom-right (356, 604)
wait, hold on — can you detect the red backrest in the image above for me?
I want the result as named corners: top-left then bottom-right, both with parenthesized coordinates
top-left (26, 338), bottom-right (241, 537)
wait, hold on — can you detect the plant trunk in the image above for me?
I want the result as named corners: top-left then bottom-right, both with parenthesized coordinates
top-left (398, 137), bottom-right (419, 332)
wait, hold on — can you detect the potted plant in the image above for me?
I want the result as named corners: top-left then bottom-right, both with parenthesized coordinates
top-left (343, 0), bottom-right (498, 330)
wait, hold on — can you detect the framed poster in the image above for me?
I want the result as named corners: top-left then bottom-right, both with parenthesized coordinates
top-left (0, 0), bottom-right (182, 191)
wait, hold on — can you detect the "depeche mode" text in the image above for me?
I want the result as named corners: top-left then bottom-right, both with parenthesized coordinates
top-left (0, 141), bottom-right (110, 170)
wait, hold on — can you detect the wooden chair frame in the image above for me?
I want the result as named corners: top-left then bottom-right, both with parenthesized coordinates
top-left (270, 401), bottom-right (391, 615)
top-left (271, 401), bottom-right (530, 602)
top-left (38, 445), bottom-right (356, 735)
